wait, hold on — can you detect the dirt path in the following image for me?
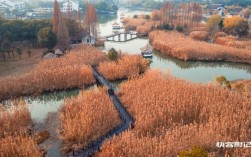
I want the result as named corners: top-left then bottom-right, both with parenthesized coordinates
top-left (0, 48), bottom-right (45, 77)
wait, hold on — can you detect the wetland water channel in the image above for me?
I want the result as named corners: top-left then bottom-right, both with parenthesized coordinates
top-left (8, 8), bottom-right (251, 157)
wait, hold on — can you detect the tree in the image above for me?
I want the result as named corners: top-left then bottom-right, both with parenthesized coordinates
top-left (236, 20), bottom-right (249, 37)
top-left (144, 15), bottom-right (150, 20)
top-left (240, 8), bottom-right (251, 19)
top-left (84, 2), bottom-right (98, 37)
top-left (57, 13), bottom-right (70, 49)
top-left (1, 51), bottom-right (6, 62)
top-left (16, 47), bottom-right (22, 59)
top-left (52, 0), bottom-right (70, 49)
top-left (207, 14), bottom-right (222, 33)
top-left (223, 16), bottom-right (249, 37)
top-left (38, 27), bottom-right (57, 50)
top-left (151, 10), bottom-right (161, 21)
top-left (26, 47), bottom-right (31, 57)
top-left (52, 0), bottom-right (60, 34)
top-left (108, 48), bottom-right (118, 61)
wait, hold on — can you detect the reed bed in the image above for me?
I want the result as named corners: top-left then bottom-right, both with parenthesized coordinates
top-left (0, 136), bottom-right (42, 157)
top-left (189, 31), bottom-right (208, 41)
top-left (96, 70), bottom-right (251, 157)
top-left (149, 30), bottom-right (251, 64)
top-left (123, 17), bottom-right (155, 34)
top-left (0, 45), bottom-right (107, 101)
top-left (0, 100), bottom-right (31, 138)
top-left (98, 55), bottom-right (149, 81)
top-left (59, 88), bottom-right (121, 152)
top-left (216, 36), bottom-right (251, 50)
top-left (0, 101), bottom-right (42, 157)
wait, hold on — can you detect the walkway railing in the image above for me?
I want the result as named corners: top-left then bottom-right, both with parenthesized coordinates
top-left (69, 66), bottom-right (134, 157)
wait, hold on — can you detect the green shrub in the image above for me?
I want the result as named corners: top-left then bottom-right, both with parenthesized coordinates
top-left (108, 48), bottom-right (118, 61)
top-left (176, 25), bottom-right (183, 32)
top-left (215, 76), bottom-right (231, 89)
top-left (144, 15), bottom-right (150, 20)
top-left (157, 24), bottom-right (173, 31)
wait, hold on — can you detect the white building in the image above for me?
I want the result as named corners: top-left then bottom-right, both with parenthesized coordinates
top-left (62, 0), bottom-right (79, 13)
top-left (82, 35), bottom-right (96, 45)
top-left (0, 0), bottom-right (25, 11)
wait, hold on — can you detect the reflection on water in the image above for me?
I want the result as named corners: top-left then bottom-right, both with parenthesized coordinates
top-left (104, 38), bottom-right (251, 83)
top-left (152, 51), bottom-right (251, 83)
top-left (99, 14), bottom-right (117, 24)
top-left (99, 8), bottom-right (151, 36)
top-left (100, 8), bottom-right (251, 83)
top-left (26, 89), bottom-right (79, 123)
top-left (3, 7), bottom-right (250, 156)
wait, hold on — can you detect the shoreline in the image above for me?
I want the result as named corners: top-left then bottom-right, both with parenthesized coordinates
top-left (149, 31), bottom-right (251, 65)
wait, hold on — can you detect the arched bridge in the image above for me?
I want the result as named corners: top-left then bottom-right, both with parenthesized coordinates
top-left (101, 31), bottom-right (147, 42)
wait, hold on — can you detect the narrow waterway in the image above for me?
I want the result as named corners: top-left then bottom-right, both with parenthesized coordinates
top-left (101, 8), bottom-right (251, 83)
top-left (8, 8), bottom-right (251, 157)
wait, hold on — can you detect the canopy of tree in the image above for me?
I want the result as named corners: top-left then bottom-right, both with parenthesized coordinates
top-left (96, 1), bottom-right (118, 13)
top-left (207, 14), bottom-right (222, 33)
top-left (0, 19), bottom-right (50, 44)
top-left (223, 16), bottom-right (249, 37)
top-left (37, 27), bottom-right (57, 50)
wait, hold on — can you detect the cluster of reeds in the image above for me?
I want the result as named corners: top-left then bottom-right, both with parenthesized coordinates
top-left (59, 88), bottom-right (121, 152)
top-left (149, 30), bottom-right (251, 64)
top-left (0, 101), bottom-right (42, 156)
top-left (0, 101), bottom-right (31, 138)
top-left (98, 55), bottom-right (149, 81)
top-left (215, 35), bottom-right (251, 49)
top-left (230, 79), bottom-right (251, 98)
top-left (95, 70), bottom-right (251, 156)
top-left (189, 31), bottom-right (208, 41)
top-left (213, 32), bottom-right (228, 41)
top-left (123, 17), bottom-right (155, 34)
top-left (0, 45), bottom-right (107, 101)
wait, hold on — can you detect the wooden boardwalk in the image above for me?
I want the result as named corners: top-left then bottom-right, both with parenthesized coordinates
top-left (70, 66), bottom-right (134, 157)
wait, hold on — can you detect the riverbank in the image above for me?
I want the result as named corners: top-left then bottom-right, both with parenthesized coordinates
top-left (0, 45), bottom-right (148, 101)
top-left (149, 30), bottom-right (251, 64)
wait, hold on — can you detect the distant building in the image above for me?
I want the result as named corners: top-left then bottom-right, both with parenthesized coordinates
top-left (34, 8), bottom-right (53, 13)
top-left (209, 4), bottom-right (223, 11)
top-left (62, 0), bottom-right (79, 13)
top-left (82, 35), bottom-right (96, 45)
top-left (230, 7), bottom-right (243, 15)
top-left (0, 0), bottom-right (25, 11)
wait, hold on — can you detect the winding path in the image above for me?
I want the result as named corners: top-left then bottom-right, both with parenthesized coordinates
top-left (69, 67), bottom-right (134, 157)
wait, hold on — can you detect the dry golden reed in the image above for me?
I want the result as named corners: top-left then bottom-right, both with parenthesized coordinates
top-left (189, 31), bottom-right (208, 41)
top-left (149, 30), bottom-right (251, 64)
top-left (60, 88), bottom-right (121, 152)
top-left (0, 101), bottom-right (42, 157)
top-left (98, 55), bottom-right (149, 81)
top-left (0, 100), bottom-right (31, 138)
top-left (0, 45), bottom-right (107, 101)
top-left (0, 136), bottom-right (42, 157)
top-left (96, 70), bottom-right (251, 157)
